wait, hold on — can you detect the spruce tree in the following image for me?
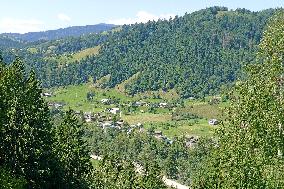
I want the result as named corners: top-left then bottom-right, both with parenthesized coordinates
top-left (192, 11), bottom-right (284, 188)
top-left (0, 58), bottom-right (55, 188)
top-left (53, 110), bottom-right (91, 188)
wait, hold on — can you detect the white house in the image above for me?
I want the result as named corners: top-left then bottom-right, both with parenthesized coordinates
top-left (101, 98), bottom-right (110, 104)
top-left (208, 119), bottom-right (219, 125)
top-left (42, 92), bottom-right (52, 97)
top-left (109, 108), bottom-right (120, 114)
top-left (159, 102), bottom-right (168, 108)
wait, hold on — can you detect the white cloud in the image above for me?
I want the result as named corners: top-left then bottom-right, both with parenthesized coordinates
top-left (0, 17), bottom-right (44, 34)
top-left (108, 11), bottom-right (175, 25)
top-left (57, 13), bottom-right (71, 22)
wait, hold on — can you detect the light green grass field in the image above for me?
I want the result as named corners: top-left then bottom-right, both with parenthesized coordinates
top-left (145, 119), bottom-right (215, 138)
top-left (72, 46), bottom-right (100, 61)
top-left (46, 83), bottom-right (222, 137)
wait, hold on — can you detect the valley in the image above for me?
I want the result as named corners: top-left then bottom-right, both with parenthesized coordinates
top-left (1, 3), bottom-right (284, 189)
top-left (45, 82), bottom-right (221, 138)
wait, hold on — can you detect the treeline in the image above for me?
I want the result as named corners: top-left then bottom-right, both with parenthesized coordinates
top-left (87, 125), bottom-right (213, 186)
top-left (92, 7), bottom-right (274, 98)
top-left (0, 23), bottom-right (115, 42)
top-left (0, 58), bottom-right (166, 188)
top-left (2, 7), bottom-right (276, 98)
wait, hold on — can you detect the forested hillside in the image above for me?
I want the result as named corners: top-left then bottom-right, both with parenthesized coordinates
top-left (1, 7), bottom-right (277, 98)
top-left (0, 23), bottom-right (115, 42)
top-left (1, 5), bottom-right (284, 189)
top-left (91, 7), bottom-right (274, 98)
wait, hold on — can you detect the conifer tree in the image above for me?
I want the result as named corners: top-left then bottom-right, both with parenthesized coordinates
top-left (53, 110), bottom-right (91, 188)
top-left (192, 11), bottom-right (284, 188)
top-left (0, 58), bottom-right (55, 188)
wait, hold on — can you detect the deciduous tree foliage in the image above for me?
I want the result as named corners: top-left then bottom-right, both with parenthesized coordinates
top-left (91, 155), bottom-right (167, 189)
top-left (191, 11), bottom-right (284, 188)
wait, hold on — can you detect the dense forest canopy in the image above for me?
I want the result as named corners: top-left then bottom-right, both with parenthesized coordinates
top-left (0, 7), bottom-right (277, 98)
top-left (1, 5), bottom-right (284, 189)
top-left (191, 10), bottom-right (284, 188)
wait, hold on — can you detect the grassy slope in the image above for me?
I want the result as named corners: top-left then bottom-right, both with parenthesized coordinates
top-left (43, 46), bottom-right (101, 66)
top-left (72, 46), bottom-right (100, 61)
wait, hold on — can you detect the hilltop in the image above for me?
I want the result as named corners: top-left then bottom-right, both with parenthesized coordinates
top-left (0, 7), bottom-right (276, 98)
top-left (0, 23), bottom-right (115, 42)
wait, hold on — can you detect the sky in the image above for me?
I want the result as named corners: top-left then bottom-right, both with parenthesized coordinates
top-left (0, 0), bottom-right (283, 34)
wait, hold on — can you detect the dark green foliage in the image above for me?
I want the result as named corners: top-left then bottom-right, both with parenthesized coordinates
top-left (91, 153), bottom-right (167, 189)
top-left (53, 110), bottom-right (92, 188)
top-left (191, 11), bottom-right (284, 188)
top-left (0, 58), bottom-right (92, 188)
top-left (80, 7), bottom-right (275, 98)
top-left (86, 126), bottom-right (203, 186)
top-left (1, 7), bottom-right (276, 99)
top-left (0, 58), bottom-right (55, 188)
top-left (0, 167), bottom-right (26, 189)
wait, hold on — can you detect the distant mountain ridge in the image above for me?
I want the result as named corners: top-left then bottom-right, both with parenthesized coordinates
top-left (0, 23), bottom-right (116, 42)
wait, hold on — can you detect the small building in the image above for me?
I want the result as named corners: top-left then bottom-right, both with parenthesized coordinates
top-left (101, 98), bottom-right (110, 104)
top-left (135, 101), bottom-right (147, 107)
top-left (185, 136), bottom-right (199, 148)
top-left (54, 103), bottom-right (63, 109)
top-left (154, 130), bottom-right (163, 139)
top-left (209, 119), bottom-right (219, 126)
top-left (137, 122), bottom-right (143, 128)
top-left (101, 122), bottom-right (112, 128)
top-left (74, 110), bottom-right (81, 115)
top-left (48, 102), bottom-right (54, 107)
top-left (42, 92), bottom-right (52, 97)
top-left (84, 112), bottom-right (93, 122)
top-left (85, 117), bottom-right (92, 123)
top-left (159, 102), bottom-right (168, 108)
top-left (109, 108), bottom-right (120, 114)
top-left (116, 120), bottom-right (124, 126)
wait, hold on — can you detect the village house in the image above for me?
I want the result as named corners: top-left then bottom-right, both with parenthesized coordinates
top-left (159, 102), bottom-right (168, 108)
top-left (134, 101), bottom-right (147, 107)
top-left (116, 120), bottom-right (124, 126)
top-left (154, 130), bottom-right (163, 139)
top-left (101, 121), bottom-right (113, 128)
top-left (109, 107), bottom-right (120, 114)
top-left (42, 92), bottom-right (52, 97)
top-left (54, 103), bottom-right (63, 109)
top-left (100, 98), bottom-right (110, 104)
top-left (48, 102), bottom-right (54, 107)
top-left (208, 119), bottom-right (219, 126)
top-left (74, 110), bottom-right (81, 115)
top-left (84, 112), bottom-right (93, 122)
top-left (185, 136), bottom-right (199, 148)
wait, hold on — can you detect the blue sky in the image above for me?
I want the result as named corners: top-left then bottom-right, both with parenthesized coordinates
top-left (0, 0), bottom-right (283, 33)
